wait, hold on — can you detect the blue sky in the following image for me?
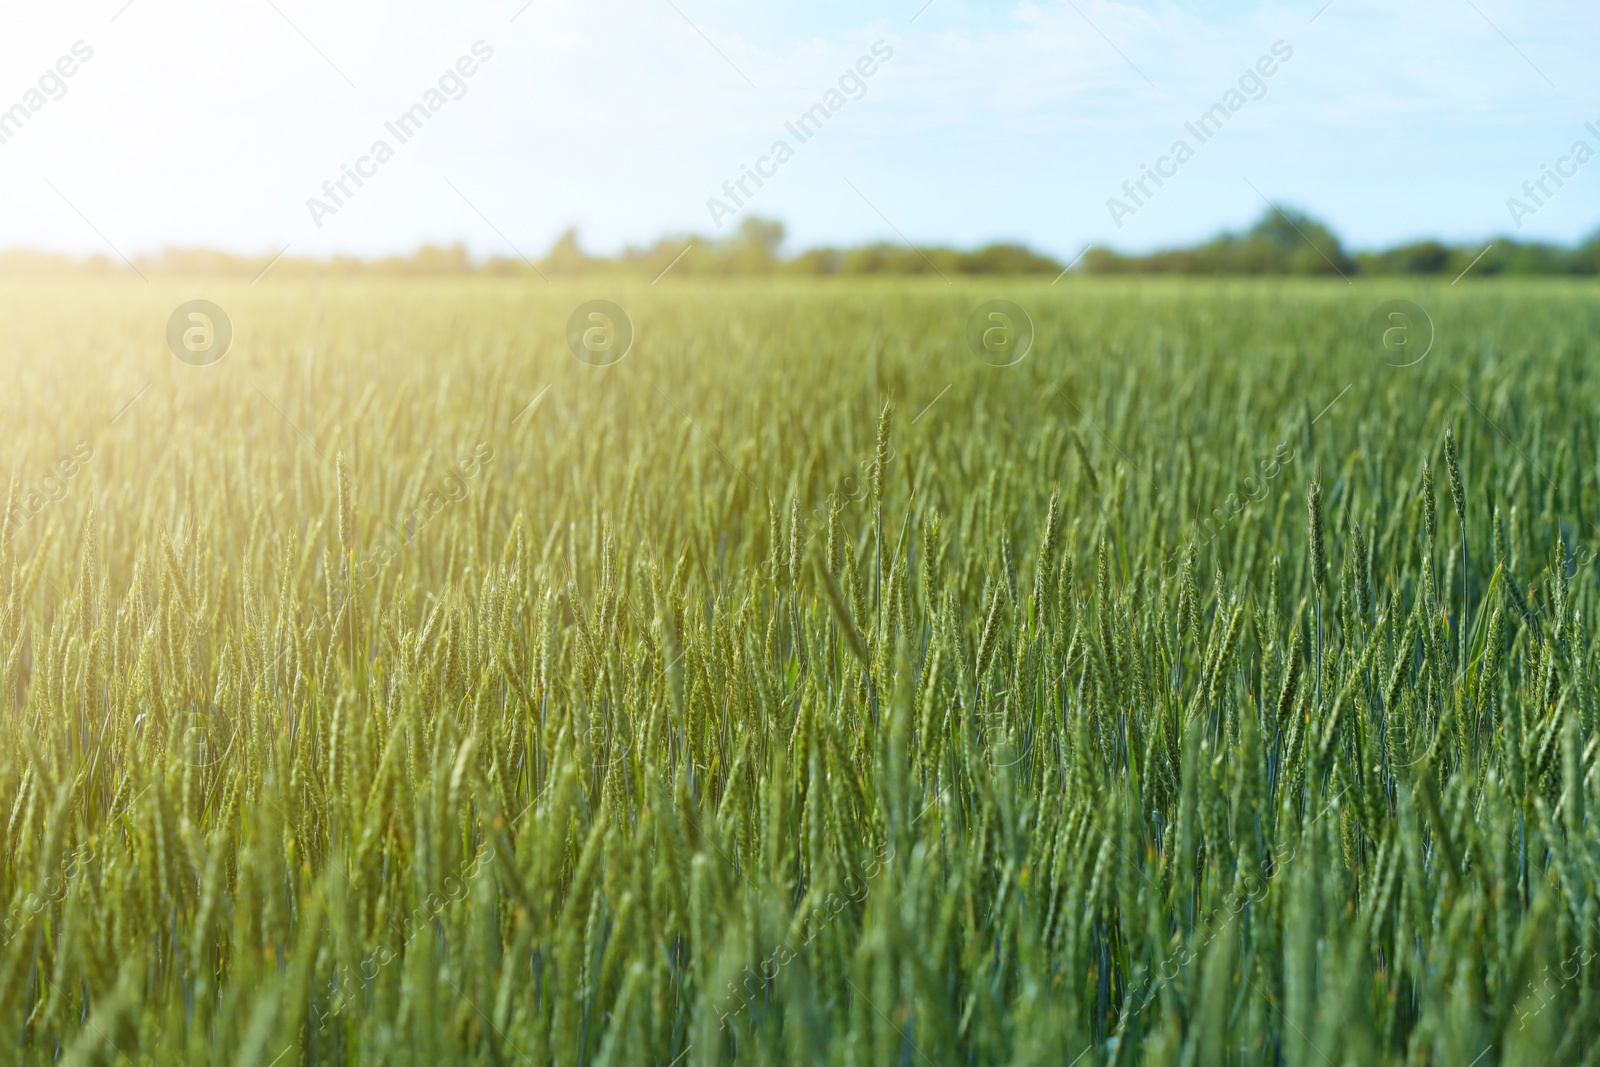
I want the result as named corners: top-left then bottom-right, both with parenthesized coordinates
top-left (0, 0), bottom-right (1595, 262)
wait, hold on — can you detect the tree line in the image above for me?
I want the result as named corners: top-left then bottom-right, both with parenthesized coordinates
top-left (6, 207), bottom-right (1599, 277)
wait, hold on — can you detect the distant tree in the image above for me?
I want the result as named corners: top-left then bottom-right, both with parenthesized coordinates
top-left (1244, 207), bottom-right (1354, 275)
top-left (956, 244), bottom-right (1062, 274)
top-left (1357, 241), bottom-right (1452, 275)
top-left (780, 248), bottom-right (842, 274)
top-left (541, 228), bottom-right (592, 275)
top-left (1084, 206), bottom-right (1356, 276)
top-left (723, 218), bottom-right (786, 273)
top-left (395, 244), bottom-right (472, 275)
top-left (1571, 232), bottom-right (1600, 274)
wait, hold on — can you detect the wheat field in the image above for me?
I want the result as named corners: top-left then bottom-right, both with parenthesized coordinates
top-left (3, 277), bottom-right (1599, 1064)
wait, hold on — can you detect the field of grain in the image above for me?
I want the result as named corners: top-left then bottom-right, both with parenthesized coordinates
top-left (3, 277), bottom-right (1599, 1064)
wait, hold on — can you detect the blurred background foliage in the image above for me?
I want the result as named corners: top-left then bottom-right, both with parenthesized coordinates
top-left (7, 207), bottom-right (1600, 280)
